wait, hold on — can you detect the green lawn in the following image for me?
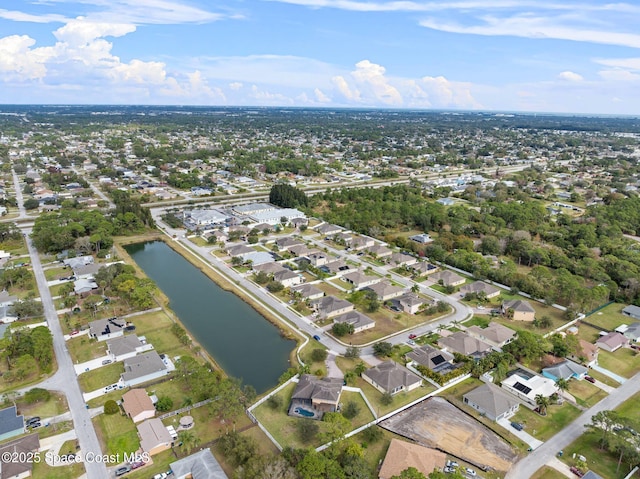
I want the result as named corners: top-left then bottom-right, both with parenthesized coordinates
top-left (44, 266), bottom-right (70, 280)
top-left (16, 392), bottom-right (67, 419)
top-left (77, 363), bottom-right (124, 392)
top-left (584, 368), bottom-right (619, 388)
top-left (31, 459), bottom-right (85, 479)
top-left (615, 391), bottom-right (640, 423)
top-left (585, 303), bottom-right (628, 331)
top-left (530, 466), bottom-right (565, 479)
top-left (463, 316), bottom-right (491, 328)
top-left (340, 391), bottom-right (375, 428)
top-left (94, 412), bottom-right (140, 457)
top-left (355, 376), bottom-right (435, 416)
top-left (563, 432), bottom-right (625, 479)
top-left (163, 404), bottom-right (252, 445)
top-left (597, 348), bottom-right (640, 379)
top-left (66, 336), bottom-right (107, 363)
top-left (567, 379), bottom-right (608, 408)
top-left (509, 403), bottom-right (581, 441)
top-left (438, 376), bottom-right (484, 401)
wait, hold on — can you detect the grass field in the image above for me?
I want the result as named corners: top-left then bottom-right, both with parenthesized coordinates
top-left (77, 363), bottom-right (124, 392)
top-left (616, 391), bottom-right (640, 422)
top-left (15, 392), bottom-right (67, 419)
top-left (597, 348), bottom-right (640, 378)
top-left (66, 336), bottom-right (107, 363)
top-left (31, 459), bottom-right (85, 479)
top-left (530, 466), bottom-right (565, 479)
top-left (585, 303), bottom-right (628, 331)
top-left (94, 413), bottom-right (140, 457)
top-left (563, 432), bottom-right (624, 479)
top-left (567, 379), bottom-right (608, 408)
top-left (509, 403), bottom-right (581, 442)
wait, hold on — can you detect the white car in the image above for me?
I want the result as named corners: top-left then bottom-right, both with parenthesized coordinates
top-left (465, 467), bottom-right (476, 477)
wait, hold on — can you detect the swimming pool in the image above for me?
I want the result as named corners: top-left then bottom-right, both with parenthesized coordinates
top-left (294, 407), bottom-right (315, 417)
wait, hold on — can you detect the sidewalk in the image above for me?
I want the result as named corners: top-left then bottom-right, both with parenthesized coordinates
top-left (591, 364), bottom-right (626, 384)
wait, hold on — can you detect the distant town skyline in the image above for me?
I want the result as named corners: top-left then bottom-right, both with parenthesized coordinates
top-left (1, 0), bottom-right (639, 115)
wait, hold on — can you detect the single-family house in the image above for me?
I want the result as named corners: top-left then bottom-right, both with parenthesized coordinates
top-left (0, 434), bottom-right (40, 479)
top-left (378, 439), bottom-right (446, 479)
top-left (290, 284), bottom-right (324, 301)
top-left (542, 359), bottom-right (588, 381)
top-left (273, 269), bottom-right (303, 288)
top-left (501, 372), bottom-right (558, 406)
top-left (0, 406), bottom-right (24, 441)
top-left (310, 296), bottom-right (354, 319)
top-left (409, 233), bottom-right (433, 244)
top-left (170, 449), bottom-right (228, 479)
top-left (502, 299), bottom-right (536, 322)
top-left (333, 232), bottom-right (352, 245)
top-left (316, 223), bottom-right (342, 236)
top-left (288, 244), bottom-right (313, 257)
top-left (226, 244), bottom-right (254, 258)
top-left (249, 208), bottom-right (305, 225)
top-left (365, 281), bottom-right (404, 301)
top-left (308, 252), bottom-right (329, 267)
top-left (366, 244), bottom-right (392, 258)
top-left (406, 345), bottom-right (455, 373)
top-left (63, 255), bottom-right (94, 269)
top-left (393, 293), bottom-right (428, 315)
top-left (466, 322), bottom-right (516, 349)
top-left (106, 335), bottom-right (153, 361)
top-left (288, 374), bottom-right (343, 419)
top-left (333, 311), bottom-right (375, 333)
top-left (72, 263), bottom-right (105, 280)
top-left (430, 270), bottom-right (466, 287)
top-left (362, 361), bottom-right (422, 395)
top-left (572, 340), bottom-right (599, 367)
top-left (410, 262), bottom-right (438, 277)
top-left (463, 383), bottom-right (520, 421)
top-left (389, 252), bottom-right (417, 267)
top-left (275, 237), bottom-right (304, 251)
top-left (437, 331), bottom-right (492, 359)
top-left (138, 418), bottom-right (173, 456)
top-left (342, 271), bottom-right (381, 290)
top-left (596, 332), bottom-right (629, 352)
top-left (291, 217), bottom-right (309, 229)
top-left (89, 317), bottom-right (126, 342)
top-left (622, 322), bottom-right (640, 342)
top-left (622, 305), bottom-right (640, 321)
top-left (582, 471), bottom-right (605, 479)
top-left (253, 262), bottom-right (285, 276)
top-left (459, 281), bottom-right (501, 299)
top-left (350, 236), bottom-right (375, 251)
top-left (121, 389), bottom-right (156, 423)
top-left (74, 278), bottom-right (98, 295)
top-left (252, 223), bottom-right (274, 234)
top-left (320, 260), bottom-right (355, 275)
top-left (205, 230), bottom-right (228, 244)
top-left (121, 351), bottom-right (170, 387)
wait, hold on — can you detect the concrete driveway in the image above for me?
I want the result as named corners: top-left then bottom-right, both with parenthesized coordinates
top-left (497, 417), bottom-right (544, 450)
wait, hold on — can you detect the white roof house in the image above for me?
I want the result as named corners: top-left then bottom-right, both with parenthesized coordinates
top-left (249, 208), bottom-right (306, 225)
top-left (501, 372), bottom-right (558, 406)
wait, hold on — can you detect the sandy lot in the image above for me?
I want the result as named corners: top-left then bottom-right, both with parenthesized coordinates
top-left (379, 397), bottom-right (518, 472)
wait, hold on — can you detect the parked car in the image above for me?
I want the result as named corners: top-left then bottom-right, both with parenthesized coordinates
top-left (569, 466), bottom-right (584, 477)
top-left (313, 335), bottom-right (321, 341)
top-left (70, 330), bottom-right (80, 336)
top-left (129, 461), bottom-right (145, 470)
top-left (465, 468), bottom-right (477, 477)
top-left (115, 465), bottom-right (131, 477)
top-left (584, 375), bottom-right (596, 383)
top-left (444, 466), bottom-right (455, 473)
top-left (29, 422), bottom-right (42, 429)
top-left (511, 422), bottom-right (524, 431)
top-left (102, 359), bottom-right (113, 365)
top-left (153, 473), bottom-right (167, 479)
top-left (446, 460), bottom-right (459, 468)
top-left (408, 334), bottom-right (417, 339)
top-left (26, 417), bottom-right (41, 426)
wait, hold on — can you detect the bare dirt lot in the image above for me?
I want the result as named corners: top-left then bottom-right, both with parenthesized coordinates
top-left (379, 397), bottom-right (518, 472)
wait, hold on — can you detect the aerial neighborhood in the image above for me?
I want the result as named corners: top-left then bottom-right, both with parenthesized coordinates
top-left (1, 107), bottom-right (640, 479)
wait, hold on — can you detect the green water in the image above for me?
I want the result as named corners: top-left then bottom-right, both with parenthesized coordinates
top-left (125, 241), bottom-right (295, 393)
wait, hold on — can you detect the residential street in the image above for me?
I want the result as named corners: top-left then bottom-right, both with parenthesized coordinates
top-left (22, 233), bottom-right (108, 477)
top-left (506, 371), bottom-right (640, 479)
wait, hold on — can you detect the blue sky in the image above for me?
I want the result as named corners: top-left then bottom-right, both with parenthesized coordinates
top-left (1, 0), bottom-right (639, 114)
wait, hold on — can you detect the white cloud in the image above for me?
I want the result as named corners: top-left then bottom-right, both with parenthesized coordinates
top-left (331, 75), bottom-right (361, 101)
top-left (229, 82), bottom-right (243, 90)
top-left (558, 71), bottom-right (583, 81)
top-left (250, 84), bottom-right (294, 104)
top-left (594, 57), bottom-right (640, 70)
top-left (0, 35), bottom-right (48, 80)
top-left (598, 69), bottom-right (640, 82)
top-left (53, 17), bottom-right (136, 45)
top-left (351, 59), bottom-right (403, 105)
top-left (0, 9), bottom-right (68, 23)
top-left (314, 87), bottom-right (331, 102)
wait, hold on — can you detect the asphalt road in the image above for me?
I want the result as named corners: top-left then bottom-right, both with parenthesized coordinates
top-left (506, 371), bottom-right (640, 478)
top-left (22, 236), bottom-right (109, 476)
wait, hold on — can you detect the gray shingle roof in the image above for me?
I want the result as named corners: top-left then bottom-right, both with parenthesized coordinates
top-left (463, 383), bottom-right (520, 419)
top-left (291, 374), bottom-right (343, 403)
top-left (171, 449), bottom-right (228, 479)
top-left (0, 406), bottom-right (23, 436)
top-left (363, 361), bottom-right (422, 393)
top-left (122, 352), bottom-right (167, 382)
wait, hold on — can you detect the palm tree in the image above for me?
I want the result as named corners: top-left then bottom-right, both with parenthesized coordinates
top-left (556, 378), bottom-right (569, 394)
top-left (535, 394), bottom-right (550, 416)
top-left (177, 430), bottom-right (199, 455)
top-left (354, 361), bottom-right (367, 377)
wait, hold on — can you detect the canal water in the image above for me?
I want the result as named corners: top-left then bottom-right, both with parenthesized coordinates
top-left (125, 241), bottom-right (295, 393)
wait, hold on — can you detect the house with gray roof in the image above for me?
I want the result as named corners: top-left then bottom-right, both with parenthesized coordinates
top-left (438, 331), bottom-right (492, 359)
top-left (459, 281), bottom-right (501, 299)
top-left (350, 236), bottom-right (375, 251)
top-left (430, 270), bottom-right (465, 287)
top-left (170, 449), bottom-right (228, 479)
top-left (342, 270), bottom-right (381, 290)
top-left (291, 284), bottom-right (324, 301)
top-left (622, 322), bottom-right (640, 341)
top-left (138, 418), bottom-right (173, 456)
top-left (106, 335), bottom-right (153, 361)
top-left (63, 255), bottom-right (93, 269)
top-left (273, 269), bottom-right (303, 288)
top-left (89, 317), bottom-right (126, 341)
top-left (406, 345), bottom-right (455, 373)
top-left (253, 262), bottom-right (285, 275)
top-left (622, 304), bottom-right (640, 320)
top-left (467, 322), bottom-right (516, 349)
top-left (0, 406), bottom-right (24, 441)
top-left (463, 383), bottom-right (520, 421)
top-left (365, 281), bottom-right (404, 301)
top-left (320, 259), bottom-right (355, 275)
top-left (316, 223), bottom-right (342, 236)
top-left (366, 243), bottom-right (392, 258)
top-left (72, 262), bottom-right (105, 280)
top-left (410, 262), bottom-right (438, 277)
top-left (74, 278), bottom-right (98, 295)
top-left (310, 296), bottom-right (354, 319)
top-left (542, 359), bottom-right (588, 381)
top-left (393, 293), bottom-right (429, 315)
top-left (362, 361), bottom-right (422, 395)
top-left (502, 299), bottom-right (536, 322)
top-left (288, 244), bottom-right (313, 257)
top-left (226, 244), bottom-right (254, 258)
top-left (121, 351), bottom-right (171, 387)
top-left (389, 252), bottom-right (417, 267)
top-left (289, 374), bottom-right (343, 418)
top-left (596, 332), bottom-right (629, 352)
top-left (0, 434), bottom-right (39, 478)
top-left (275, 237), bottom-right (304, 251)
top-left (333, 310), bottom-right (375, 333)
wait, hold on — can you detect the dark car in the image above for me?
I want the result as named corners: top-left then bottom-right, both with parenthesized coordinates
top-left (129, 461), bottom-right (145, 470)
top-left (569, 466), bottom-right (584, 477)
top-left (313, 335), bottom-right (321, 341)
top-left (115, 465), bottom-right (131, 477)
top-left (26, 417), bottom-right (41, 426)
top-left (511, 422), bottom-right (524, 431)
top-left (408, 334), bottom-right (417, 339)
top-left (584, 375), bottom-right (596, 383)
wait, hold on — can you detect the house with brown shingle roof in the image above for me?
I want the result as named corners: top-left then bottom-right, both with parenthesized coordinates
top-left (502, 299), bottom-right (535, 321)
top-left (362, 361), bottom-right (422, 395)
top-left (0, 434), bottom-right (40, 479)
top-left (596, 332), bottom-right (629, 352)
top-left (459, 281), bottom-right (501, 299)
top-left (438, 331), bottom-right (492, 359)
top-left (288, 374), bottom-right (343, 419)
top-left (122, 389), bottom-right (156, 423)
top-left (310, 295), bottom-right (354, 319)
top-left (365, 281), bottom-right (405, 301)
top-left (466, 322), bottom-right (516, 349)
top-left (430, 270), bottom-right (466, 287)
top-left (333, 310), bottom-right (375, 333)
top-left (379, 439), bottom-right (446, 479)
top-left (342, 270), bottom-right (381, 290)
